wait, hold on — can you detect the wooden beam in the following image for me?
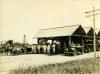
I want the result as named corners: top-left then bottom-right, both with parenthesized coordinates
top-left (69, 36), bottom-right (71, 47)
top-left (82, 37), bottom-right (84, 54)
top-left (85, 9), bottom-right (100, 13)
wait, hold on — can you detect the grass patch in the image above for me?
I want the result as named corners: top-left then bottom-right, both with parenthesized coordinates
top-left (9, 57), bottom-right (100, 74)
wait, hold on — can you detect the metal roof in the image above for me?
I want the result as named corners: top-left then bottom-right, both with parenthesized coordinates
top-left (83, 27), bottom-right (100, 36)
top-left (95, 29), bottom-right (100, 35)
top-left (83, 27), bottom-right (92, 34)
top-left (36, 25), bottom-right (84, 38)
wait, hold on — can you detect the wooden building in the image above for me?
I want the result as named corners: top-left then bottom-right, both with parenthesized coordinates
top-left (83, 27), bottom-right (94, 52)
top-left (36, 25), bottom-right (86, 54)
top-left (96, 29), bottom-right (100, 50)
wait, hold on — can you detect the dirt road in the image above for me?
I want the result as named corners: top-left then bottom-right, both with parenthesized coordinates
top-left (0, 52), bottom-right (100, 74)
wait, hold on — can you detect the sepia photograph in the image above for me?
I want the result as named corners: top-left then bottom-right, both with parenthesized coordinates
top-left (0, 0), bottom-right (100, 74)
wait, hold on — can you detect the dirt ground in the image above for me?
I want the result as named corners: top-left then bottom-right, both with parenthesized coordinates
top-left (0, 52), bottom-right (100, 74)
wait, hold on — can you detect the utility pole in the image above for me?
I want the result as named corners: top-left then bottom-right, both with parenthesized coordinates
top-left (23, 34), bottom-right (26, 45)
top-left (85, 7), bottom-right (100, 57)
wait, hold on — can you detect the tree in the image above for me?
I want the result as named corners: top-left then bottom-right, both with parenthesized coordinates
top-left (6, 40), bottom-right (13, 46)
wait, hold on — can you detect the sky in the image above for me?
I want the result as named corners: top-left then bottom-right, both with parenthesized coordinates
top-left (0, 0), bottom-right (100, 43)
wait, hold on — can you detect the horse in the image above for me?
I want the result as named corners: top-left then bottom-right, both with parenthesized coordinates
top-left (26, 46), bottom-right (32, 54)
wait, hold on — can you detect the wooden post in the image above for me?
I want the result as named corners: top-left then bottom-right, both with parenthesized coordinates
top-left (23, 34), bottom-right (26, 45)
top-left (93, 7), bottom-right (96, 57)
top-left (69, 36), bottom-right (71, 48)
top-left (85, 7), bottom-right (100, 57)
top-left (82, 37), bottom-right (84, 54)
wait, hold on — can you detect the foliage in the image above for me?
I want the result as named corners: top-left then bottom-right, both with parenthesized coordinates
top-left (9, 57), bottom-right (100, 74)
top-left (6, 40), bottom-right (13, 46)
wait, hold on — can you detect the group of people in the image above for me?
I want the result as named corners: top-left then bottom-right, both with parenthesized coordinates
top-left (32, 41), bottom-right (61, 54)
top-left (0, 40), bottom-right (61, 56)
top-left (0, 44), bottom-right (24, 55)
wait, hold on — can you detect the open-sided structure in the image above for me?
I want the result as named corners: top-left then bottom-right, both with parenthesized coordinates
top-left (36, 25), bottom-right (86, 55)
top-left (35, 24), bottom-right (100, 55)
top-left (83, 27), bottom-right (94, 52)
top-left (95, 29), bottom-right (100, 50)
